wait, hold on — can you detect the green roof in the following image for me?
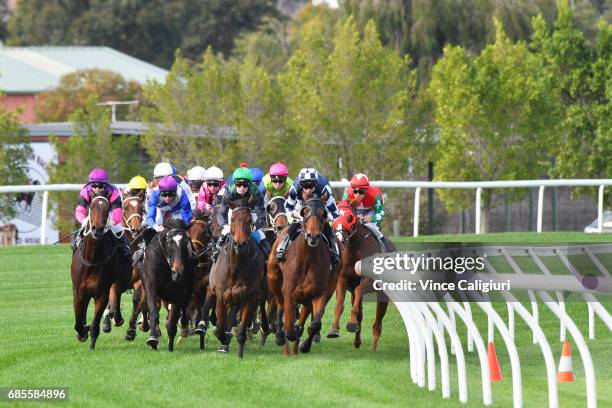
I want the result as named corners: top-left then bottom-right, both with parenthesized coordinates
top-left (0, 46), bottom-right (168, 93)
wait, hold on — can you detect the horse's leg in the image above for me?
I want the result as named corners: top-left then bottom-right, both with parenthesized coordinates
top-left (237, 298), bottom-right (255, 358)
top-left (347, 281), bottom-right (364, 333)
top-left (196, 289), bottom-right (215, 351)
top-left (125, 286), bottom-right (141, 341)
top-left (372, 301), bottom-right (389, 352)
top-left (214, 298), bottom-right (229, 353)
top-left (166, 304), bottom-right (181, 352)
top-left (296, 303), bottom-right (312, 353)
top-left (145, 284), bottom-right (160, 350)
top-left (328, 276), bottom-right (347, 338)
top-left (259, 297), bottom-right (271, 347)
top-left (354, 294), bottom-right (364, 349)
top-left (282, 295), bottom-right (297, 356)
top-left (73, 292), bottom-right (90, 342)
top-left (89, 293), bottom-right (109, 350)
top-left (102, 283), bottom-right (117, 333)
top-left (298, 295), bottom-right (326, 354)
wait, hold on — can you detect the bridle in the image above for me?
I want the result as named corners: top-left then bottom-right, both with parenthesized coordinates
top-left (122, 196), bottom-right (144, 234)
top-left (79, 196), bottom-right (118, 267)
top-left (229, 206), bottom-right (254, 254)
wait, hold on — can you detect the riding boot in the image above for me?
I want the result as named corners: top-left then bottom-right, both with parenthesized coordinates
top-left (276, 222), bottom-right (300, 262)
top-left (259, 238), bottom-right (271, 260)
top-left (71, 230), bottom-right (82, 254)
top-left (323, 223), bottom-right (340, 268)
top-left (118, 235), bottom-right (132, 260)
top-left (132, 240), bottom-right (146, 265)
top-left (211, 234), bottom-right (228, 264)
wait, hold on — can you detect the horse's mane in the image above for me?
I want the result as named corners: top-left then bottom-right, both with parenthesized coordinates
top-left (192, 209), bottom-right (208, 221)
top-left (163, 219), bottom-right (188, 230)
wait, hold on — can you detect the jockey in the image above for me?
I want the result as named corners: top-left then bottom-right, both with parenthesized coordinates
top-left (342, 173), bottom-right (387, 247)
top-left (73, 167), bottom-right (131, 258)
top-left (259, 162), bottom-right (294, 204)
top-left (196, 166), bottom-right (226, 212)
top-left (213, 166), bottom-right (270, 260)
top-left (186, 166), bottom-right (207, 195)
top-left (124, 175), bottom-right (148, 201)
top-left (146, 176), bottom-right (192, 231)
top-left (276, 168), bottom-right (340, 267)
top-left (150, 162), bottom-right (196, 211)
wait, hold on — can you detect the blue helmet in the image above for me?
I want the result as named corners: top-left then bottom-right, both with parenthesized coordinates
top-left (250, 167), bottom-right (264, 183)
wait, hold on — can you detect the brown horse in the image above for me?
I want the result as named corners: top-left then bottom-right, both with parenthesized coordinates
top-left (141, 220), bottom-right (196, 351)
top-left (115, 196), bottom-right (149, 341)
top-left (71, 196), bottom-right (132, 349)
top-left (267, 198), bottom-right (339, 355)
top-left (209, 204), bottom-right (268, 357)
top-left (327, 204), bottom-right (395, 351)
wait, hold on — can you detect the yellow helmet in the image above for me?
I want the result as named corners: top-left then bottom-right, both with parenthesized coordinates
top-left (127, 175), bottom-right (147, 190)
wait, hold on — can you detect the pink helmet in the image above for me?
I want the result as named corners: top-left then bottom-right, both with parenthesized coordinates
top-left (269, 162), bottom-right (289, 176)
top-left (88, 168), bottom-right (109, 183)
top-left (158, 175), bottom-right (178, 192)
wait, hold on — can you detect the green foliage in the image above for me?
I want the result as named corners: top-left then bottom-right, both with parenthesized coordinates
top-left (35, 69), bottom-right (142, 122)
top-left (430, 20), bottom-right (559, 221)
top-left (7, 0), bottom-right (279, 68)
top-left (533, 2), bottom-right (611, 203)
top-left (0, 109), bottom-right (31, 221)
top-left (47, 98), bottom-right (145, 231)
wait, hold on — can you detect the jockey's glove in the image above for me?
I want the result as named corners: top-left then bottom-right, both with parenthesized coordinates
top-left (221, 224), bottom-right (230, 236)
top-left (154, 225), bottom-right (164, 232)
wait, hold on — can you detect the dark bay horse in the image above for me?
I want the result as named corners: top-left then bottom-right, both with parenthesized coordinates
top-left (183, 209), bottom-right (215, 350)
top-left (140, 220), bottom-right (196, 351)
top-left (71, 196), bottom-right (132, 349)
top-left (327, 204), bottom-right (396, 351)
top-left (267, 198), bottom-right (339, 355)
top-left (209, 203), bottom-right (268, 357)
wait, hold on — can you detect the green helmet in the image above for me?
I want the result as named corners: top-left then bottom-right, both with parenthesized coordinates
top-left (232, 167), bottom-right (253, 182)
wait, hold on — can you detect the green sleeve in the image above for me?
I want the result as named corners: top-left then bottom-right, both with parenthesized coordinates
top-left (373, 193), bottom-right (384, 223)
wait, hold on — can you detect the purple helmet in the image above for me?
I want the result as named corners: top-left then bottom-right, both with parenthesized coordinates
top-left (88, 168), bottom-right (109, 183)
top-left (158, 175), bottom-right (178, 192)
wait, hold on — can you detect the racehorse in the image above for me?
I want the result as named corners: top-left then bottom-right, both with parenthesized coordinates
top-left (140, 219), bottom-right (196, 351)
top-left (208, 202), bottom-right (268, 357)
top-left (113, 196), bottom-right (149, 341)
top-left (183, 209), bottom-right (215, 350)
top-left (267, 198), bottom-right (339, 355)
top-left (71, 196), bottom-right (132, 349)
top-left (328, 204), bottom-right (395, 351)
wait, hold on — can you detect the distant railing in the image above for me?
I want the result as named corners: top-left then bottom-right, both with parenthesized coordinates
top-left (1, 179), bottom-right (611, 244)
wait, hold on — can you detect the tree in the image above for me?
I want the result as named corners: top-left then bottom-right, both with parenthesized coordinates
top-left (532, 2), bottom-right (612, 202)
top-left (7, 0), bottom-right (280, 68)
top-left (47, 97), bottom-right (146, 232)
top-left (141, 48), bottom-right (242, 172)
top-left (429, 20), bottom-right (559, 230)
top-left (35, 69), bottom-right (142, 123)
top-left (0, 108), bottom-right (32, 221)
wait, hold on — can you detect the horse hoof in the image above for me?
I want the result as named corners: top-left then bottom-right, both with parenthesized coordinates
top-left (327, 328), bottom-right (340, 338)
top-left (275, 332), bottom-right (286, 346)
top-left (146, 336), bottom-right (159, 350)
top-left (313, 333), bottom-right (321, 344)
top-left (76, 333), bottom-right (89, 342)
top-left (346, 322), bottom-right (360, 333)
top-left (125, 329), bottom-right (136, 341)
top-left (299, 340), bottom-right (312, 354)
top-left (238, 343), bottom-right (245, 358)
top-left (114, 317), bottom-right (125, 327)
top-left (193, 324), bottom-right (206, 336)
top-left (102, 316), bottom-right (111, 333)
top-left (218, 345), bottom-right (229, 353)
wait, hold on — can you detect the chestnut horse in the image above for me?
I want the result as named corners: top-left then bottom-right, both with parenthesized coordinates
top-left (71, 196), bottom-right (132, 349)
top-left (267, 198), bottom-right (339, 355)
top-left (327, 204), bottom-right (395, 351)
top-left (141, 220), bottom-right (196, 351)
top-left (209, 203), bottom-right (268, 357)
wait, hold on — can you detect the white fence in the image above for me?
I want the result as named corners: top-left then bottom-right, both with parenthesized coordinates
top-left (1, 179), bottom-right (611, 244)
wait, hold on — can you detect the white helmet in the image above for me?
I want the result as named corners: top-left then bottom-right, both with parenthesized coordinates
top-left (187, 166), bottom-right (207, 181)
top-left (153, 162), bottom-right (173, 178)
top-left (204, 166), bottom-right (224, 181)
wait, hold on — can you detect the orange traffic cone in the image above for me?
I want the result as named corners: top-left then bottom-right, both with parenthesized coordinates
top-left (488, 341), bottom-right (502, 381)
top-left (557, 341), bottom-right (574, 382)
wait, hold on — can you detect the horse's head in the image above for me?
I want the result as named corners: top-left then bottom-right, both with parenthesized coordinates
top-left (122, 196), bottom-right (145, 234)
top-left (266, 196), bottom-right (288, 232)
top-left (301, 198), bottom-right (327, 247)
top-left (188, 210), bottom-right (211, 257)
top-left (332, 203), bottom-right (357, 245)
top-left (89, 196), bottom-right (110, 240)
top-left (162, 225), bottom-right (194, 282)
top-left (230, 205), bottom-right (252, 254)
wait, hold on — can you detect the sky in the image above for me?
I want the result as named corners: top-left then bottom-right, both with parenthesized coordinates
top-left (313, 0), bottom-right (339, 8)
